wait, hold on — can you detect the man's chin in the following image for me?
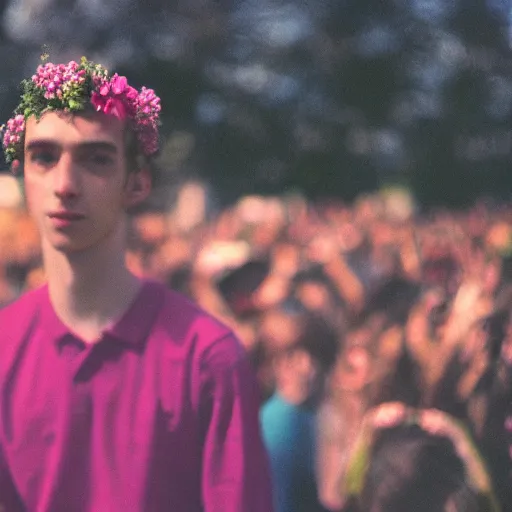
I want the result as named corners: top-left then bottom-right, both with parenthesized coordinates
top-left (44, 235), bottom-right (89, 255)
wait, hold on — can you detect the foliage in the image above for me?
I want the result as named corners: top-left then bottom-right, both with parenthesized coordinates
top-left (0, 0), bottom-right (511, 206)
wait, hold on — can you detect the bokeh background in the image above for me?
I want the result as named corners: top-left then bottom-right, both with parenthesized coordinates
top-left (0, 0), bottom-right (512, 207)
top-left (3, 3), bottom-right (512, 511)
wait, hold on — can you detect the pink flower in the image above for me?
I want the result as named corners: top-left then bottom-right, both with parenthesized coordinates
top-left (111, 74), bottom-right (128, 95)
top-left (99, 83), bottom-right (111, 96)
top-left (3, 129), bottom-right (21, 148)
top-left (5, 115), bottom-right (25, 139)
top-left (104, 97), bottom-right (128, 120)
top-left (90, 93), bottom-right (128, 120)
top-left (125, 86), bottom-right (138, 100)
top-left (91, 91), bottom-right (105, 112)
top-left (7, 57), bottom-right (162, 160)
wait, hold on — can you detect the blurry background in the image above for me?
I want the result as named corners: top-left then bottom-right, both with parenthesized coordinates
top-left (0, 0), bottom-right (512, 207)
top-left (3, 4), bottom-right (512, 511)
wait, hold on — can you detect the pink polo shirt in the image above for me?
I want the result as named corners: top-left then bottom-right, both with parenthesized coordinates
top-left (0, 280), bottom-right (273, 512)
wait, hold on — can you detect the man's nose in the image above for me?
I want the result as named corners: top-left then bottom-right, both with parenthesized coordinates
top-left (53, 155), bottom-right (79, 199)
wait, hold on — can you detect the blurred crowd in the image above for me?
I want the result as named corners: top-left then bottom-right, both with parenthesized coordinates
top-left (2, 180), bottom-right (512, 511)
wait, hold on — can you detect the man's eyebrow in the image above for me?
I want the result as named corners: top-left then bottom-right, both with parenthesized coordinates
top-left (25, 139), bottom-right (119, 153)
top-left (25, 140), bottom-right (56, 152)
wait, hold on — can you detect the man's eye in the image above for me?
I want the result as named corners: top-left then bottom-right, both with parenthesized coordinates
top-left (88, 153), bottom-right (114, 166)
top-left (30, 152), bottom-right (57, 165)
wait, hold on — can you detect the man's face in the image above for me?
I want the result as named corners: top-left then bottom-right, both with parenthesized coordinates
top-left (23, 111), bottom-right (148, 254)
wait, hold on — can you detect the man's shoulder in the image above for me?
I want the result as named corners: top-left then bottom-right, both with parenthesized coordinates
top-left (0, 285), bottom-right (45, 328)
top-left (152, 281), bottom-right (245, 365)
top-left (156, 283), bottom-right (231, 335)
top-left (0, 286), bottom-right (46, 375)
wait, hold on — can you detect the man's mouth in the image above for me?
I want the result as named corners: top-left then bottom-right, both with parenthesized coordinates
top-left (48, 211), bottom-right (85, 220)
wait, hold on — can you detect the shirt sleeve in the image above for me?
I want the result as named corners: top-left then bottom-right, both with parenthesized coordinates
top-left (199, 333), bottom-right (274, 512)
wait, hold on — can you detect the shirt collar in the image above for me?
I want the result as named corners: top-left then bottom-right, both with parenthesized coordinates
top-left (105, 280), bottom-right (164, 346)
top-left (38, 279), bottom-right (165, 347)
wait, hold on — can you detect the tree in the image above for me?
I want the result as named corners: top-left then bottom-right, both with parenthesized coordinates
top-left (1, 0), bottom-right (511, 206)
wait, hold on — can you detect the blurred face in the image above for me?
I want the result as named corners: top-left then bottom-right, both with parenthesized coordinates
top-left (275, 348), bottom-right (318, 390)
top-left (23, 111), bottom-right (149, 254)
top-left (259, 310), bottom-right (299, 353)
top-left (296, 281), bottom-right (331, 311)
top-left (331, 345), bottom-right (372, 393)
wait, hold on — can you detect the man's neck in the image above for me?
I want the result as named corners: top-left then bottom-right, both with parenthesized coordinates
top-left (42, 231), bottom-right (142, 343)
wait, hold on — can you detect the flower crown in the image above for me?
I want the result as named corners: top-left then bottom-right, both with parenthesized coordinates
top-left (344, 402), bottom-right (501, 512)
top-left (2, 56), bottom-right (161, 165)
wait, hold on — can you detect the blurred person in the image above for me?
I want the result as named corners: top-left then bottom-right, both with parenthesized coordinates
top-left (349, 276), bottom-right (422, 407)
top-left (424, 278), bottom-right (494, 420)
top-left (401, 275), bottom-right (494, 415)
top-left (131, 210), bottom-right (167, 247)
top-left (368, 281), bottom-right (424, 406)
top-left (476, 305), bottom-right (512, 510)
top-left (367, 219), bottom-right (402, 282)
top-left (166, 263), bottom-right (194, 298)
top-left (212, 207), bottom-right (244, 241)
top-left (217, 259), bottom-right (272, 317)
top-left (245, 239), bottom-right (301, 312)
top-left (291, 267), bottom-right (348, 333)
top-left (306, 231), bottom-right (365, 314)
top-left (0, 209), bottom-right (21, 295)
top-left (260, 311), bottom-right (339, 512)
top-left (456, 312), bottom-right (499, 433)
top-left (294, 274), bottom-right (337, 312)
top-left (189, 247), bottom-right (264, 350)
top-left (418, 218), bottom-right (463, 295)
top-left (236, 196), bottom-right (287, 253)
top-left (316, 342), bottom-right (374, 512)
top-left (24, 265), bottom-right (46, 291)
top-left (0, 57), bottom-right (273, 512)
top-left (3, 211), bottom-right (42, 294)
top-left (341, 403), bottom-right (500, 512)
top-left (315, 298), bottom-right (413, 512)
top-left (0, 206), bottom-right (42, 301)
top-left (485, 220), bottom-right (511, 256)
top-left (124, 210), bottom-right (173, 280)
top-left (251, 303), bottom-right (303, 399)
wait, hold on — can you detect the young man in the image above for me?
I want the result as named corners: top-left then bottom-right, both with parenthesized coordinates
top-left (0, 57), bottom-right (273, 511)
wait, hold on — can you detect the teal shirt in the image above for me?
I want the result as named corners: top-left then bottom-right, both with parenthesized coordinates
top-left (260, 393), bottom-right (323, 512)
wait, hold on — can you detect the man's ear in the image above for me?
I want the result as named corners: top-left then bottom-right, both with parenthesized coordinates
top-left (11, 159), bottom-right (22, 175)
top-left (124, 168), bottom-right (152, 208)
